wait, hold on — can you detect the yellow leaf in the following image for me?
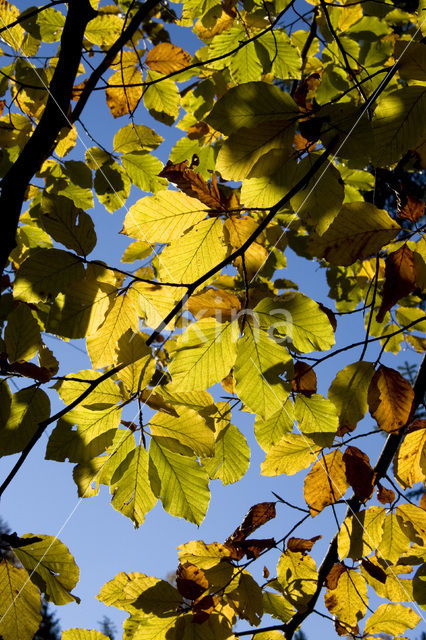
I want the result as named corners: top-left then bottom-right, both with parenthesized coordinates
top-left (276, 551), bottom-right (318, 611)
top-left (86, 292), bottom-right (139, 368)
top-left (308, 202), bottom-right (400, 266)
top-left (146, 43), bottom-right (191, 74)
top-left (396, 503), bottom-right (426, 544)
top-left (159, 218), bottom-right (227, 284)
top-left (324, 569), bottom-right (367, 628)
top-left (186, 288), bottom-right (241, 321)
top-left (143, 70), bottom-right (180, 125)
top-left (368, 365), bottom-right (414, 432)
top-left (303, 450), bottom-right (349, 516)
top-left (85, 12), bottom-right (124, 46)
top-left (338, 1), bottom-right (362, 31)
top-left (0, 560), bottom-right (41, 640)
top-left (150, 407), bottom-right (215, 457)
top-left (168, 318), bottom-right (238, 391)
top-left (177, 541), bottom-right (231, 569)
top-left (337, 507), bottom-right (386, 560)
top-left (106, 67), bottom-right (142, 118)
top-left (130, 281), bottom-right (180, 330)
top-left (224, 216), bottom-right (269, 279)
top-left (394, 426), bottom-right (426, 488)
top-left (4, 304), bottom-right (41, 362)
top-left (261, 433), bottom-right (321, 476)
top-left (377, 513), bottom-right (412, 563)
top-left (328, 361), bottom-right (375, 431)
top-left (254, 399), bottom-right (295, 451)
top-left (123, 191), bottom-right (207, 243)
top-left (116, 330), bottom-right (155, 394)
top-left (364, 603), bottom-right (421, 635)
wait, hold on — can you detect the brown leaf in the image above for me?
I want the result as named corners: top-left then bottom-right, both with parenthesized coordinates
top-left (318, 302), bottom-right (337, 332)
top-left (291, 361), bottom-right (317, 397)
top-left (376, 245), bottom-right (417, 322)
top-left (186, 288), bottom-right (241, 321)
top-left (71, 80), bottom-right (87, 100)
top-left (419, 492), bottom-right (426, 510)
top-left (287, 535), bottom-right (322, 553)
top-left (9, 361), bottom-right (51, 383)
top-left (176, 563), bottom-right (208, 601)
top-left (335, 620), bottom-right (359, 637)
top-left (361, 558), bottom-right (387, 583)
top-left (294, 73), bottom-right (321, 109)
top-left (293, 133), bottom-right (316, 152)
top-left (399, 194), bottom-right (425, 223)
top-left (145, 43), bottom-right (191, 75)
top-left (226, 502), bottom-right (276, 545)
top-left (192, 594), bottom-right (218, 624)
top-left (187, 122), bottom-right (209, 140)
top-left (368, 365), bottom-right (414, 432)
top-left (376, 483), bottom-right (396, 505)
top-left (159, 160), bottom-right (226, 211)
top-left (303, 450), bottom-right (349, 517)
top-left (325, 563), bottom-right (346, 589)
top-left (229, 538), bottom-right (276, 560)
top-left (343, 446), bottom-right (376, 502)
top-left (263, 566), bottom-right (270, 579)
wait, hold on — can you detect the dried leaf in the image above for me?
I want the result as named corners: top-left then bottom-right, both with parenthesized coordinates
top-left (368, 365), bottom-right (414, 432)
top-left (291, 361), bottom-right (317, 397)
top-left (377, 483), bottom-right (396, 505)
top-left (287, 535), bottom-right (321, 554)
top-left (304, 450), bottom-right (349, 516)
top-left (187, 122), bottom-right (210, 140)
top-left (176, 563), bottom-right (208, 601)
top-left (8, 361), bottom-right (51, 383)
top-left (399, 194), bottom-right (425, 223)
top-left (225, 503), bottom-right (277, 557)
top-left (361, 558), bottom-right (387, 584)
top-left (230, 538), bottom-right (276, 559)
top-left (192, 594), bottom-right (217, 624)
top-left (159, 160), bottom-right (226, 210)
top-left (145, 43), bottom-right (191, 75)
top-left (335, 620), bottom-right (359, 637)
top-left (325, 563), bottom-right (346, 590)
top-left (377, 245), bottom-right (417, 322)
top-left (343, 446), bottom-right (375, 501)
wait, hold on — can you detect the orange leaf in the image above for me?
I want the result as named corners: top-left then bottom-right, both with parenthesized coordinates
top-left (335, 620), bottom-right (359, 637)
top-left (225, 502), bottom-right (276, 546)
top-left (325, 563), bottom-right (346, 589)
top-left (287, 535), bottom-right (321, 553)
top-left (291, 361), bottom-right (317, 397)
top-left (176, 563), bottom-right (208, 601)
top-left (399, 194), bottom-right (425, 223)
top-left (159, 160), bottom-right (226, 211)
top-left (106, 67), bottom-right (142, 118)
top-left (224, 216), bottom-right (268, 280)
top-left (368, 365), bottom-right (414, 432)
top-left (145, 43), bottom-right (191, 75)
top-left (192, 594), bottom-right (218, 624)
top-left (186, 288), bottom-right (241, 321)
top-left (187, 122), bottom-right (210, 140)
top-left (343, 446), bottom-right (375, 502)
top-left (304, 450), bottom-right (349, 516)
top-left (376, 483), bottom-right (396, 505)
top-left (376, 245), bottom-right (416, 322)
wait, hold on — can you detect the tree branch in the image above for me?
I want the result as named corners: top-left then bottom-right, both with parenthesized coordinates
top-left (0, 0), bottom-right (97, 277)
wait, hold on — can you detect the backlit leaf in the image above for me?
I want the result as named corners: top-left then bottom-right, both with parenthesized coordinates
top-left (328, 361), bottom-right (375, 431)
top-left (368, 365), bottom-right (414, 432)
top-left (303, 450), bottom-right (349, 516)
top-left (201, 423), bottom-right (250, 485)
top-left (143, 70), bottom-right (180, 125)
top-left (0, 560), bottom-right (41, 640)
top-left (276, 551), bottom-right (318, 611)
top-left (261, 434), bottom-right (321, 476)
top-left (324, 569), bottom-right (367, 628)
top-left (146, 43), bottom-right (191, 74)
top-left (364, 603), bottom-right (421, 635)
top-left (4, 304), bottom-right (41, 363)
top-left (254, 399), bottom-right (295, 451)
top-left (394, 424), bottom-right (426, 489)
top-left (337, 507), bottom-right (386, 560)
top-left (0, 387), bottom-right (49, 456)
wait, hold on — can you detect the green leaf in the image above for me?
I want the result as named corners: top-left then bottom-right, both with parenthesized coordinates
top-left (97, 572), bottom-right (181, 615)
top-left (258, 31), bottom-right (302, 79)
top-left (14, 248), bottom-right (85, 303)
top-left (0, 560), bottom-right (41, 640)
top-left (47, 160), bottom-right (94, 210)
top-left (364, 603), bottom-right (421, 635)
top-left (46, 404), bottom-right (121, 463)
top-left (372, 86), bottom-right (426, 166)
top-left (216, 120), bottom-right (296, 181)
top-left (122, 191), bottom-right (207, 243)
top-left (290, 154), bottom-right (344, 235)
top-left (227, 571), bottom-right (263, 626)
top-left (38, 194), bottom-right (96, 256)
top-left (53, 369), bottom-right (123, 409)
top-left (149, 439), bottom-right (210, 524)
top-left (206, 81), bottom-right (299, 135)
top-left (94, 160), bottom-right (131, 213)
top-left (14, 534), bottom-right (79, 605)
top-left (159, 218), bottom-right (227, 284)
top-left (337, 507), bottom-right (386, 560)
top-left (143, 70), bottom-right (180, 125)
top-left (200, 423), bottom-right (250, 484)
top-left (234, 324), bottom-right (292, 419)
top-left (294, 394), bottom-right (338, 446)
top-left (254, 400), bottom-right (295, 451)
top-left (263, 591), bottom-right (295, 622)
top-left (150, 406), bottom-right (215, 457)
top-left (254, 293), bottom-right (335, 352)
top-left (84, 13), bottom-right (124, 46)
top-left (261, 434), bottom-right (321, 476)
top-left (328, 361), bottom-right (375, 430)
top-left (229, 41), bottom-right (266, 84)
top-left (113, 124), bottom-right (163, 153)
top-left (241, 159), bottom-right (297, 209)
top-left (110, 445), bottom-right (157, 527)
top-left (0, 387), bottom-right (49, 456)
top-left (121, 152), bottom-right (167, 193)
top-left (4, 304), bottom-right (41, 362)
top-left (168, 318), bottom-right (238, 391)
top-left (21, 6), bottom-right (65, 42)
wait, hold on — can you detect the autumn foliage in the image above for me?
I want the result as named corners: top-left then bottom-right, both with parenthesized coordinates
top-left (0, 0), bottom-right (425, 638)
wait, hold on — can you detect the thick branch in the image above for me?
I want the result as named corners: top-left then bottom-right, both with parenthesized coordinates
top-left (0, 0), bottom-right (96, 277)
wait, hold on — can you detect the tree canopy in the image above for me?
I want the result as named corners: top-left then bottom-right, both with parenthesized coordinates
top-left (0, 0), bottom-right (425, 638)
